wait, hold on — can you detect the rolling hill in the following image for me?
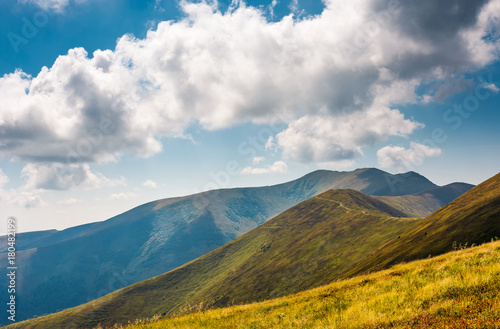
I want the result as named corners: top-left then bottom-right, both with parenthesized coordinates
top-left (0, 168), bottom-right (474, 324)
top-left (344, 172), bottom-right (500, 278)
top-left (123, 239), bottom-right (500, 329)
top-left (6, 168), bottom-right (499, 329)
top-left (375, 182), bottom-right (474, 217)
top-left (4, 189), bottom-right (419, 328)
top-left (0, 168), bottom-right (444, 323)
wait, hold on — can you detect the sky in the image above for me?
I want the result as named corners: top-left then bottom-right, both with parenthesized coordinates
top-left (0, 0), bottom-right (499, 234)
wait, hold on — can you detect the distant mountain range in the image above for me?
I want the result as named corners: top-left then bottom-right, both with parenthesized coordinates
top-left (0, 168), bottom-right (472, 323)
top-left (344, 172), bottom-right (500, 278)
top-left (6, 171), bottom-right (498, 329)
top-left (375, 182), bottom-right (474, 217)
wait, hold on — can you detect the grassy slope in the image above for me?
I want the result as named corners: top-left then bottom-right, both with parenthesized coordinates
top-left (6, 190), bottom-right (416, 329)
top-left (345, 172), bottom-right (500, 278)
top-left (0, 168), bottom-right (440, 324)
top-left (375, 182), bottom-right (474, 217)
top-left (124, 240), bottom-right (500, 329)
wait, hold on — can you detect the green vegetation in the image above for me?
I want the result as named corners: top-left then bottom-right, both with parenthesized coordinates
top-left (6, 190), bottom-right (417, 329)
top-left (2, 167), bottom-right (440, 324)
top-left (345, 172), bottom-right (500, 278)
top-left (122, 240), bottom-right (500, 328)
top-left (7, 172), bottom-right (499, 329)
top-left (375, 182), bottom-right (474, 217)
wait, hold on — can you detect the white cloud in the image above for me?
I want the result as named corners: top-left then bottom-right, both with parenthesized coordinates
top-left (264, 136), bottom-right (278, 152)
top-left (56, 197), bottom-right (82, 205)
top-left (0, 169), bottom-right (8, 188)
top-left (288, 0), bottom-right (299, 14)
top-left (316, 159), bottom-right (357, 170)
top-left (1, 0), bottom-right (499, 185)
top-left (0, 169), bottom-right (47, 208)
top-left (17, 0), bottom-right (85, 12)
top-left (377, 142), bottom-right (442, 169)
top-left (109, 192), bottom-right (138, 200)
top-left (241, 160), bottom-right (288, 174)
top-left (268, 0), bottom-right (279, 18)
top-left (21, 163), bottom-right (125, 190)
top-left (276, 107), bottom-right (423, 163)
top-left (142, 179), bottom-right (158, 188)
top-left (251, 156), bottom-right (265, 165)
top-left (0, 169), bottom-right (9, 203)
top-left (8, 192), bottom-right (46, 208)
top-left (482, 82), bottom-right (500, 93)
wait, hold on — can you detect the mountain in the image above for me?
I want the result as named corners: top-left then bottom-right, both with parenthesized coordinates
top-left (107, 240), bottom-right (500, 329)
top-left (5, 171), bottom-right (495, 328)
top-left (5, 189), bottom-right (419, 328)
top-left (0, 168), bottom-right (440, 323)
top-left (344, 172), bottom-right (500, 277)
top-left (375, 182), bottom-right (475, 217)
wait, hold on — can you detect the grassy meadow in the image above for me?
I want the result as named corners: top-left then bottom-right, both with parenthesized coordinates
top-left (118, 239), bottom-right (500, 329)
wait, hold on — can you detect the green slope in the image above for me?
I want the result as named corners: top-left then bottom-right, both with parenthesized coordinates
top-left (125, 240), bottom-right (500, 329)
top-left (6, 189), bottom-right (416, 329)
top-left (345, 172), bottom-right (500, 278)
top-left (0, 168), bottom-right (440, 324)
top-left (375, 182), bottom-right (474, 217)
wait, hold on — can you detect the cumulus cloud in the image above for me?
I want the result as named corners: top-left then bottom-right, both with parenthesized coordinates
top-left (8, 192), bottom-right (46, 208)
top-left (377, 142), bottom-right (442, 169)
top-left (276, 107), bottom-right (423, 163)
top-left (142, 179), bottom-right (158, 188)
top-left (251, 156), bottom-right (265, 165)
top-left (241, 160), bottom-right (288, 174)
top-left (21, 163), bottom-right (125, 190)
top-left (1, 0), bottom-right (499, 186)
top-left (0, 169), bottom-right (47, 208)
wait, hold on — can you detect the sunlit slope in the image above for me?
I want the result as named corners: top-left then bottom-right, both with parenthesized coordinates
top-left (346, 172), bottom-right (500, 277)
top-left (123, 240), bottom-right (500, 329)
top-left (375, 182), bottom-right (474, 217)
top-left (5, 189), bottom-right (416, 329)
top-left (0, 168), bottom-right (439, 323)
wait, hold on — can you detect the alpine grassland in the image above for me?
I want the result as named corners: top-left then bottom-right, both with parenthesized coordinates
top-left (6, 172), bottom-right (499, 329)
top-left (120, 240), bottom-right (500, 329)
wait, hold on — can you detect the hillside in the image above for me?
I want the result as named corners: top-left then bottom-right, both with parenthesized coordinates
top-left (345, 172), bottom-right (500, 277)
top-left (375, 182), bottom-right (474, 217)
top-left (122, 240), bottom-right (500, 329)
top-left (4, 189), bottom-right (418, 328)
top-left (0, 168), bottom-right (439, 323)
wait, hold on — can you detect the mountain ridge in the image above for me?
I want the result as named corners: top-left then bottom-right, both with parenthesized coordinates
top-left (344, 171), bottom-right (500, 278)
top-left (375, 182), bottom-right (475, 217)
top-left (0, 168), bottom-right (464, 323)
top-left (3, 188), bottom-right (419, 328)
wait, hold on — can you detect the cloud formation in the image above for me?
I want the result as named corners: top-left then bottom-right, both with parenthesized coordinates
top-left (109, 192), bottom-right (138, 200)
top-left (377, 142), bottom-right (442, 169)
top-left (241, 160), bottom-right (288, 174)
top-left (21, 163), bottom-right (125, 190)
top-left (18, 0), bottom-right (83, 12)
top-left (56, 197), bottom-right (82, 205)
top-left (1, 0), bottom-right (499, 187)
top-left (143, 179), bottom-right (158, 188)
top-left (0, 168), bottom-right (47, 208)
top-left (276, 107), bottom-right (423, 162)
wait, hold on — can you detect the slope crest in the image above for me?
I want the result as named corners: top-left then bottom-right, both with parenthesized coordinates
top-left (346, 172), bottom-right (500, 277)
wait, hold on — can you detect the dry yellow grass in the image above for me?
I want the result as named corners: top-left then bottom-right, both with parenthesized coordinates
top-left (121, 239), bottom-right (500, 329)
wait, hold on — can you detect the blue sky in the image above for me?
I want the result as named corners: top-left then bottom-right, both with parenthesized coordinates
top-left (0, 0), bottom-right (499, 234)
